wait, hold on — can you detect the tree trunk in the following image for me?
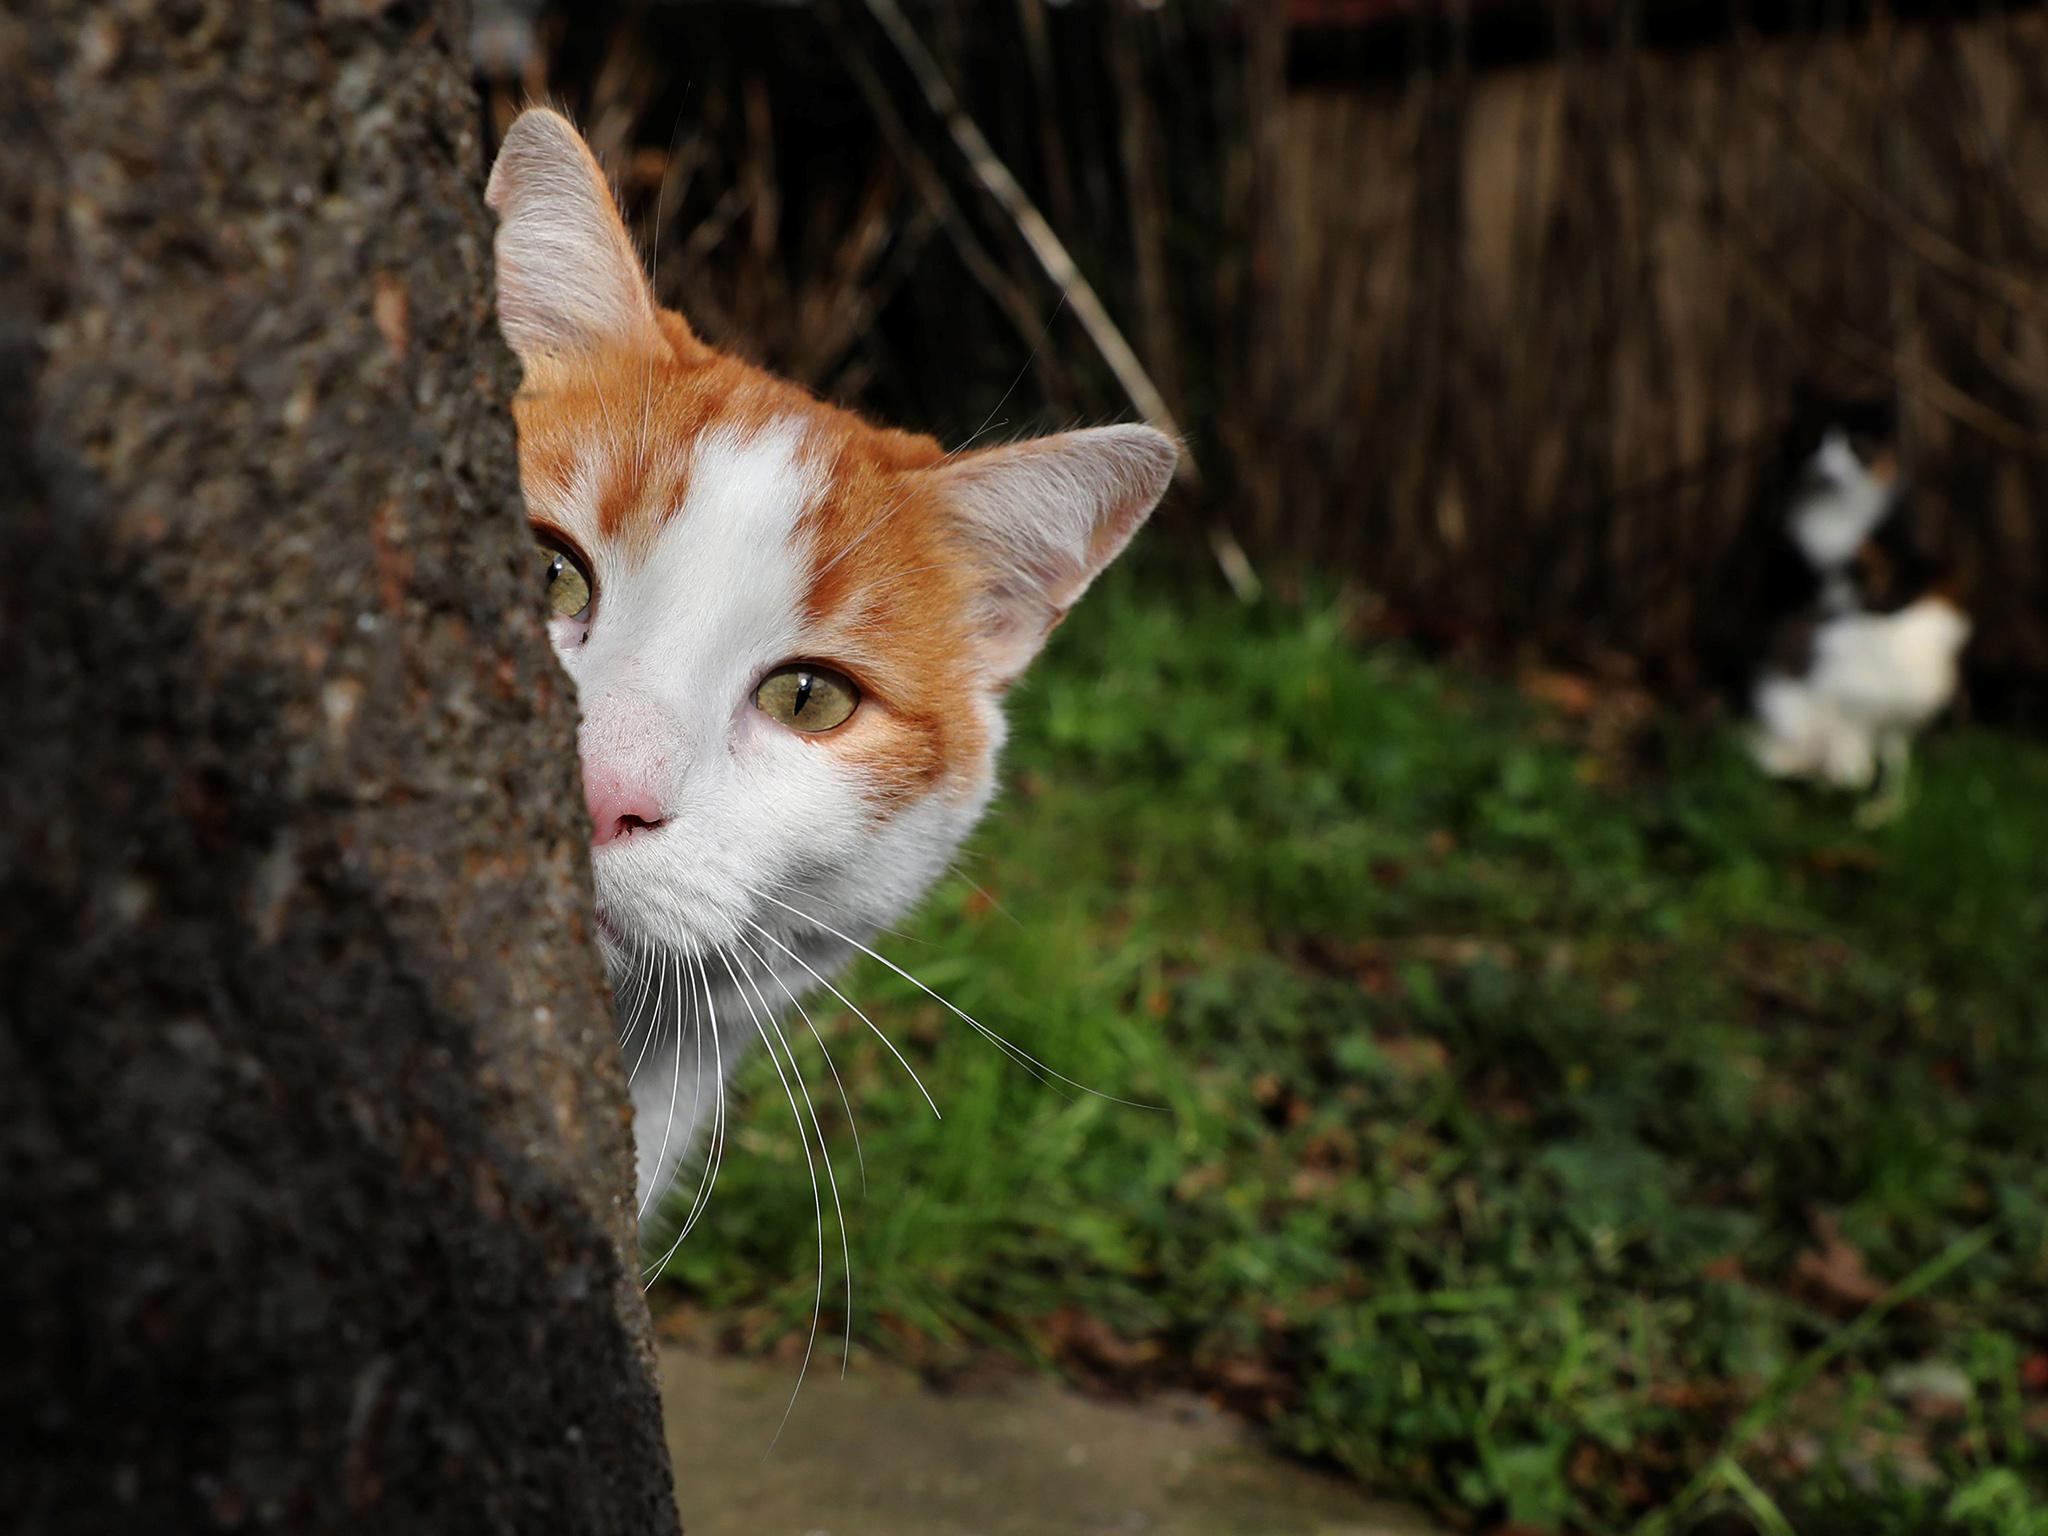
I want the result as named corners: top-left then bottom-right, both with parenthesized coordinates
top-left (0, 3), bottom-right (680, 1531)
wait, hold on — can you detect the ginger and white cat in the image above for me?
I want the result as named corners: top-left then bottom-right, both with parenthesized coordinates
top-left (485, 109), bottom-right (1174, 1239)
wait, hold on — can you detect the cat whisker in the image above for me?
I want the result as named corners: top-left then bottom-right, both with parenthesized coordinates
top-left (731, 941), bottom-right (858, 1377)
top-left (646, 942), bottom-right (729, 1282)
top-left (741, 916), bottom-right (942, 1120)
top-left (636, 350), bottom-right (655, 481)
top-left (746, 884), bottom-right (1166, 1113)
top-left (634, 138), bottom-right (672, 484)
top-left (806, 482), bottom-right (924, 585)
top-left (717, 946), bottom-right (835, 1444)
top-left (825, 559), bottom-right (990, 621)
top-left (957, 870), bottom-right (1028, 933)
top-left (734, 925), bottom-right (867, 1194)
top-left (950, 287), bottom-right (1069, 462)
top-left (635, 939), bottom-right (690, 1226)
top-left (675, 944), bottom-right (724, 1234)
top-left (741, 885), bottom-right (1039, 1088)
top-left (581, 354), bottom-right (623, 443)
top-left (646, 940), bottom-right (708, 1220)
top-left (809, 291), bottom-right (1062, 586)
top-left (624, 943), bottom-right (666, 1084)
top-left (616, 932), bottom-right (655, 1045)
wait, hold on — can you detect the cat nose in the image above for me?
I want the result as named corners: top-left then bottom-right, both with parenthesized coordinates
top-left (582, 763), bottom-right (667, 846)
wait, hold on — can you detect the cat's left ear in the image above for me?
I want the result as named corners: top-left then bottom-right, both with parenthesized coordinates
top-left (933, 424), bottom-right (1177, 683)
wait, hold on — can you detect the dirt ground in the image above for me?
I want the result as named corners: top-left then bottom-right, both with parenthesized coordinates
top-left (661, 1345), bottom-right (1442, 1536)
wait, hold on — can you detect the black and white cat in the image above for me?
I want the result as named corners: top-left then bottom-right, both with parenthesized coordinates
top-left (1749, 397), bottom-right (1969, 810)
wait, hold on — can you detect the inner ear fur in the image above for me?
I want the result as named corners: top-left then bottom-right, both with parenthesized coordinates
top-left (932, 424), bottom-right (1177, 682)
top-left (485, 107), bottom-right (689, 376)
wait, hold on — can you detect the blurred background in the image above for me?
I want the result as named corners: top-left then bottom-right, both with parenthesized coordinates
top-left (476, 4), bottom-right (2048, 1534)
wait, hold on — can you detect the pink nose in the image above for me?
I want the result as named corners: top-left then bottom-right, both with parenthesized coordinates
top-left (582, 763), bottom-right (666, 847)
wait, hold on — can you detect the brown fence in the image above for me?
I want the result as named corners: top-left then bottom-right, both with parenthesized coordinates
top-left (498, 0), bottom-right (2048, 713)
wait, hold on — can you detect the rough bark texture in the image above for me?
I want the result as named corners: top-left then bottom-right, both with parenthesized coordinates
top-left (0, 3), bottom-right (680, 1531)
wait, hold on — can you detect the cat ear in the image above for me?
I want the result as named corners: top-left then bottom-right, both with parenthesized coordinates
top-left (934, 425), bottom-right (1177, 683)
top-left (485, 108), bottom-right (671, 374)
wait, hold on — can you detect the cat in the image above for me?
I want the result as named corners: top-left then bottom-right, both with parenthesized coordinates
top-left (484, 108), bottom-right (1176, 1245)
top-left (1752, 396), bottom-right (1906, 624)
top-left (1784, 403), bottom-right (1904, 594)
top-left (1747, 395), bottom-right (1969, 810)
top-left (1751, 596), bottom-right (1970, 795)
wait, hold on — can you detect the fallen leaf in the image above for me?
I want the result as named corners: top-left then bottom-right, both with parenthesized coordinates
top-left (1520, 669), bottom-right (1598, 716)
top-left (1041, 1306), bottom-right (1159, 1375)
top-left (1792, 1212), bottom-right (1886, 1313)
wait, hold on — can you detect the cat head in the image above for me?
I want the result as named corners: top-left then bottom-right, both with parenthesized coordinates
top-left (485, 108), bottom-right (1175, 969)
top-left (1784, 389), bottom-right (1900, 498)
top-left (1776, 389), bottom-right (1905, 577)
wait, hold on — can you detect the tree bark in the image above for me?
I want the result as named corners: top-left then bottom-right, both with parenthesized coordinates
top-left (0, 3), bottom-right (680, 1531)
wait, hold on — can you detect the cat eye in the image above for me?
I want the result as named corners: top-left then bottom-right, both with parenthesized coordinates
top-left (541, 544), bottom-right (593, 620)
top-left (755, 664), bottom-right (860, 734)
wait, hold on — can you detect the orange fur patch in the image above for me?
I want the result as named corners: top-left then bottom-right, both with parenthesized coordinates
top-left (512, 308), bottom-right (992, 809)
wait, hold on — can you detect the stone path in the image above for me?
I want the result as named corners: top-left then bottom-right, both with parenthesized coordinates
top-left (660, 1346), bottom-right (1443, 1536)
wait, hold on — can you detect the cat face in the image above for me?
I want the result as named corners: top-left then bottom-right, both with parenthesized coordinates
top-left (1786, 418), bottom-right (1903, 578)
top-left (485, 110), bottom-right (1173, 1042)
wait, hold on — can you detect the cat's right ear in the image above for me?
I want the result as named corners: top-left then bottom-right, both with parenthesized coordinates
top-left (485, 108), bottom-right (674, 377)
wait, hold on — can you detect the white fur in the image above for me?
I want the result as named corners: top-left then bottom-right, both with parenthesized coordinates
top-left (1751, 597), bottom-right (1970, 789)
top-left (936, 426), bottom-right (1177, 682)
top-left (1789, 428), bottom-right (1898, 578)
top-left (485, 110), bottom-right (665, 367)
top-left (541, 418), bottom-right (1011, 1223)
top-left (489, 107), bottom-right (1174, 1240)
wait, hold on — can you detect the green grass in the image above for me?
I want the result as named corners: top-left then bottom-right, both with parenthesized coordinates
top-left (655, 571), bottom-right (2048, 1536)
